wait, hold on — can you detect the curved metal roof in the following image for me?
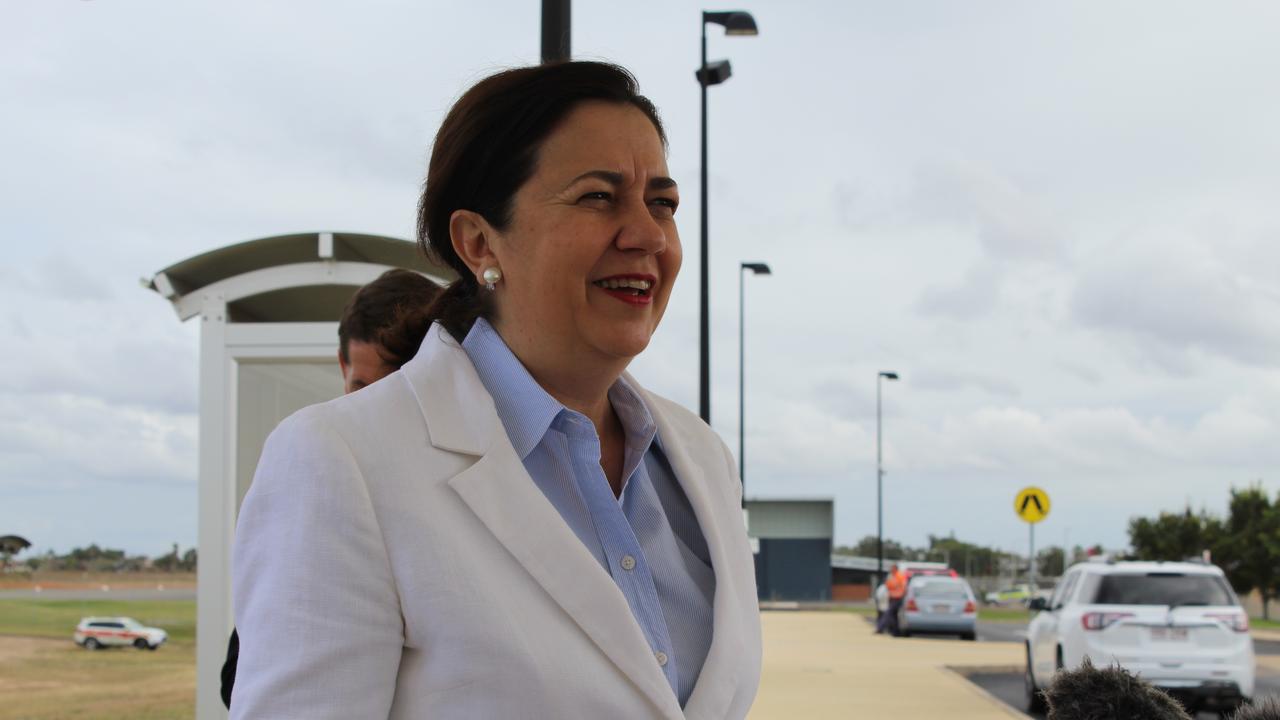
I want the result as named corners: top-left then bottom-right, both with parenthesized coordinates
top-left (144, 231), bottom-right (457, 323)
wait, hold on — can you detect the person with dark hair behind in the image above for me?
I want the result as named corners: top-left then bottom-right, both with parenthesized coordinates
top-left (220, 268), bottom-right (440, 709)
top-left (231, 61), bottom-right (761, 718)
top-left (337, 268), bottom-right (444, 393)
top-left (1044, 658), bottom-right (1193, 720)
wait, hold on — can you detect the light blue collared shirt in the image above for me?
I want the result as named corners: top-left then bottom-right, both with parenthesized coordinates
top-left (462, 318), bottom-right (715, 706)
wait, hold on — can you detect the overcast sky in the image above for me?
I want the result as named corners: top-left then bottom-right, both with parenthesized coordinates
top-left (3, 1), bottom-right (1279, 560)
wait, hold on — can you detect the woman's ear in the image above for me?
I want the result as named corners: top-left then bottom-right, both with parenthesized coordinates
top-left (449, 209), bottom-right (499, 282)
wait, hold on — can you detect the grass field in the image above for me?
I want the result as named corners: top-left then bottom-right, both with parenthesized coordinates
top-left (0, 600), bottom-right (196, 720)
top-left (840, 603), bottom-right (1030, 624)
top-left (976, 607), bottom-right (1031, 623)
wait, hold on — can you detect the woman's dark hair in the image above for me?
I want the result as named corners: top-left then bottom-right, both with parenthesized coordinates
top-left (339, 268), bottom-right (443, 368)
top-left (417, 61), bottom-right (666, 340)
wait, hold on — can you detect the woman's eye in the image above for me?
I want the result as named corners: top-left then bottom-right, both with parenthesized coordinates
top-left (650, 197), bottom-right (679, 216)
top-left (578, 191), bottom-right (612, 203)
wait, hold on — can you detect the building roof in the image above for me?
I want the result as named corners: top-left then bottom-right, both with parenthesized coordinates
top-left (830, 555), bottom-right (880, 572)
top-left (144, 231), bottom-right (457, 323)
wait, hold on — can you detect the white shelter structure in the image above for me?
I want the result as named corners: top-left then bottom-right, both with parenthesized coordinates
top-left (147, 231), bottom-right (454, 719)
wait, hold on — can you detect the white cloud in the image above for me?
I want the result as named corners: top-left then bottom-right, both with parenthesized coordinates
top-left (0, 392), bottom-right (195, 489)
top-left (1071, 227), bottom-right (1280, 368)
top-left (5, 1), bottom-right (1280, 555)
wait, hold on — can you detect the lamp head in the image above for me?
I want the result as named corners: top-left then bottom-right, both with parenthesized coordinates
top-left (696, 59), bottom-right (733, 87)
top-left (704, 10), bottom-right (759, 36)
top-left (742, 262), bottom-right (772, 275)
top-left (879, 371), bottom-right (900, 381)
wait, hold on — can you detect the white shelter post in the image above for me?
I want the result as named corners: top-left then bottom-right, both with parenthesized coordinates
top-left (145, 232), bottom-right (456, 720)
top-left (196, 297), bottom-right (232, 719)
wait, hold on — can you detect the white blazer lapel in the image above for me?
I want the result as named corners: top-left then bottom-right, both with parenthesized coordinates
top-left (640, 379), bottom-right (759, 720)
top-left (403, 327), bottom-right (683, 719)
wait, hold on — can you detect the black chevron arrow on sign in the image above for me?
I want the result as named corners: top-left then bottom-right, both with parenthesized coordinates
top-left (1020, 495), bottom-right (1044, 514)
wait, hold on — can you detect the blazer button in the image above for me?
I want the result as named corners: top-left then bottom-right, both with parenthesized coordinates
top-left (621, 555), bottom-right (637, 571)
top-left (654, 651), bottom-right (668, 667)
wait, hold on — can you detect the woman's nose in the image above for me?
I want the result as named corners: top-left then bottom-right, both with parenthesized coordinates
top-left (615, 200), bottom-right (669, 254)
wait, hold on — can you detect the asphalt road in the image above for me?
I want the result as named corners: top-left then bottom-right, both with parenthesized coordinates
top-left (865, 614), bottom-right (1280, 716)
top-left (975, 620), bottom-right (1280, 657)
top-left (966, 667), bottom-right (1280, 719)
top-left (976, 621), bottom-right (1027, 644)
top-left (962, 622), bottom-right (1280, 718)
top-left (871, 616), bottom-right (1280, 658)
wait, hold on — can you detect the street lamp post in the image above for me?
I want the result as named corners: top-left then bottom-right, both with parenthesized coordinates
top-left (696, 9), bottom-right (758, 425)
top-left (738, 262), bottom-right (771, 499)
top-left (876, 370), bottom-right (899, 585)
top-left (540, 0), bottom-right (570, 63)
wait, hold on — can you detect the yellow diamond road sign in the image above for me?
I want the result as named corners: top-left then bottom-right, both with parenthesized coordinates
top-left (1015, 486), bottom-right (1050, 524)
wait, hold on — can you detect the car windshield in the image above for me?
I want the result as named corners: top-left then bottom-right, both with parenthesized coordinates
top-left (120, 618), bottom-right (142, 629)
top-left (913, 579), bottom-right (968, 599)
top-left (1091, 573), bottom-right (1233, 606)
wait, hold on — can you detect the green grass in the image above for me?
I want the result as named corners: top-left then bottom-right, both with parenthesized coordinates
top-left (977, 607), bottom-right (1031, 624)
top-left (0, 600), bottom-right (197, 719)
top-left (1250, 617), bottom-right (1280, 630)
top-left (0, 599), bottom-right (195, 642)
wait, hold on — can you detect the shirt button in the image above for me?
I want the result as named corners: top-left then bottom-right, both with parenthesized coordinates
top-left (655, 651), bottom-right (668, 667)
top-left (620, 555), bottom-right (636, 571)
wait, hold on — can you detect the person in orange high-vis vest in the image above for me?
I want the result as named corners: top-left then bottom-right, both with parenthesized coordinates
top-left (878, 565), bottom-right (908, 636)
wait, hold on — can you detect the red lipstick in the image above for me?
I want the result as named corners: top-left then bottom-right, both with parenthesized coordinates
top-left (592, 273), bottom-right (657, 306)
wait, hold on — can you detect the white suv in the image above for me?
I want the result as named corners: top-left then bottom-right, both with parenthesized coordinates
top-left (1025, 560), bottom-right (1253, 715)
top-left (74, 617), bottom-right (168, 650)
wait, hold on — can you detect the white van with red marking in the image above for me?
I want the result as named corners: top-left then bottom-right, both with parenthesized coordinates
top-left (74, 617), bottom-right (167, 650)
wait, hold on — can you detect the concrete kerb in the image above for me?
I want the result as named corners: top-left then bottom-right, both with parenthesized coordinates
top-left (942, 666), bottom-right (1032, 719)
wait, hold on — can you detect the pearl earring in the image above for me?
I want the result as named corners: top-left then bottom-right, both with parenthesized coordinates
top-left (482, 267), bottom-right (502, 291)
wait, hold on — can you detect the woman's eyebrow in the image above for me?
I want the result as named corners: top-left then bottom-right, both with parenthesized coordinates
top-left (648, 176), bottom-right (678, 191)
top-left (566, 170), bottom-right (678, 191)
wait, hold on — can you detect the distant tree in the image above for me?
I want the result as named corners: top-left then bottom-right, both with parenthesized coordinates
top-left (180, 548), bottom-right (197, 572)
top-left (1216, 485), bottom-right (1280, 620)
top-left (1128, 507), bottom-right (1222, 562)
top-left (56, 544), bottom-right (127, 571)
top-left (153, 543), bottom-right (181, 572)
top-left (1037, 546), bottom-right (1066, 577)
top-left (0, 535), bottom-right (32, 570)
top-left (1067, 545), bottom-right (1090, 566)
top-left (927, 535), bottom-right (1012, 577)
top-left (837, 535), bottom-right (919, 561)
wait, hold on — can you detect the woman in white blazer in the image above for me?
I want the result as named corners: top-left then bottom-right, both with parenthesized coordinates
top-left (231, 61), bottom-right (761, 719)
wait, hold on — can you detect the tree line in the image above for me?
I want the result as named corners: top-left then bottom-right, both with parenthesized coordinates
top-left (14, 542), bottom-right (196, 573)
top-left (1127, 484), bottom-right (1278, 619)
top-left (834, 534), bottom-right (1108, 578)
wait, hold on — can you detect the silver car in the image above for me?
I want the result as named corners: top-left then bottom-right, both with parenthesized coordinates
top-left (898, 575), bottom-right (978, 640)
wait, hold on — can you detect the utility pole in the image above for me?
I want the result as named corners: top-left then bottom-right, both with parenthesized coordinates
top-left (541, 0), bottom-right (570, 63)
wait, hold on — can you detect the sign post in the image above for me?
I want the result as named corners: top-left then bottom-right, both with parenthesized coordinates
top-left (1014, 486), bottom-right (1051, 594)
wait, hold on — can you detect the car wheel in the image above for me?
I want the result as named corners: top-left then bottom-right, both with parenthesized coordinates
top-left (134, 638), bottom-right (149, 650)
top-left (83, 637), bottom-right (100, 650)
top-left (961, 632), bottom-right (976, 641)
top-left (147, 644), bottom-right (158, 651)
top-left (1025, 644), bottom-right (1047, 714)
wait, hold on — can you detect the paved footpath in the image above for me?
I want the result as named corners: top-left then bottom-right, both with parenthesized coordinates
top-left (752, 611), bottom-right (1025, 719)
